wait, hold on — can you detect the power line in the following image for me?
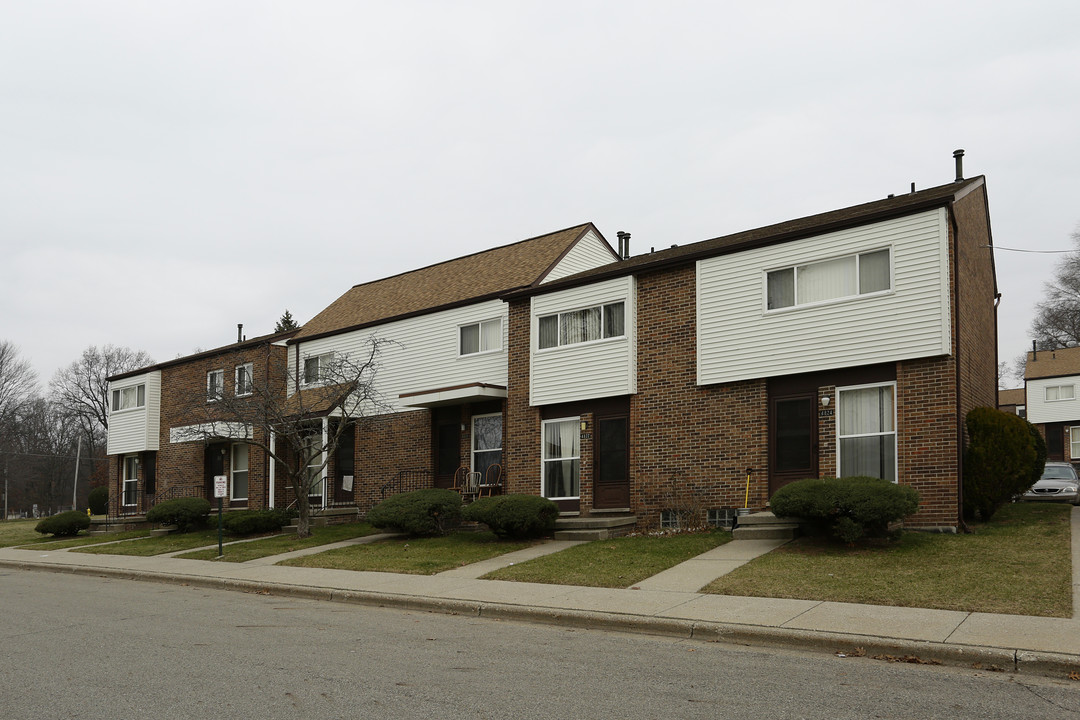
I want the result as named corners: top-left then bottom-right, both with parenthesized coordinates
top-left (985, 245), bottom-right (1073, 254)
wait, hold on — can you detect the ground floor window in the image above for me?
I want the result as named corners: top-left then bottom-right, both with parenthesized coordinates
top-left (837, 382), bottom-right (896, 481)
top-left (302, 430), bottom-right (324, 501)
top-left (472, 413), bottom-right (503, 478)
top-left (660, 509), bottom-right (679, 529)
top-left (231, 443), bottom-right (249, 501)
top-left (542, 417), bottom-right (580, 499)
top-left (122, 455), bottom-right (138, 506)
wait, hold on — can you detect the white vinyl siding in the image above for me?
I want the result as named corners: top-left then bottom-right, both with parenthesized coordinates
top-left (541, 229), bottom-right (619, 284)
top-left (698, 209), bottom-right (951, 385)
top-left (288, 299), bottom-right (509, 413)
top-left (107, 371), bottom-right (161, 455)
top-left (1026, 377), bottom-right (1080, 424)
top-left (530, 276), bottom-right (636, 406)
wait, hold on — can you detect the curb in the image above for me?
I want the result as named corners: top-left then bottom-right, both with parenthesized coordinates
top-left (4, 558), bottom-right (1079, 681)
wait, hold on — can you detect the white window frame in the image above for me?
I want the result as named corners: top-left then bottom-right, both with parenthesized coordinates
top-left (1045, 384), bottom-right (1075, 402)
top-left (235, 363), bottom-right (253, 397)
top-left (122, 455), bottom-right (139, 506)
top-left (537, 301), bottom-right (625, 351)
top-left (836, 381), bottom-right (897, 482)
top-left (459, 318), bottom-right (502, 357)
top-left (230, 443), bottom-right (249, 501)
top-left (207, 369), bottom-right (224, 402)
top-left (302, 353), bottom-right (334, 386)
top-left (111, 384), bottom-right (146, 412)
top-left (541, 416), bottom-right (580, 500)
top-left (471, 412), bottom-right (503, 474)
top-left (765, 248), bottom-right (892, 312)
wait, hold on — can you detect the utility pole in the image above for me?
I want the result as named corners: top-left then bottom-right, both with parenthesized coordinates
top-left (72, 436), bottom-right (82, 512)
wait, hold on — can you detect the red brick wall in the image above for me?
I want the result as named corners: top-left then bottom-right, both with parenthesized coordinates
top-left (506, 300), bottom-right (540, 496)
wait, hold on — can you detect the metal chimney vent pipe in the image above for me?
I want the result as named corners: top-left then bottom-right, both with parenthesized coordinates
top-left (954, 148), bottom-right (965, 182)
top-left (616, 231), bottom-right (631, 260)
top-left (237, 323), bottom-right (243, 343)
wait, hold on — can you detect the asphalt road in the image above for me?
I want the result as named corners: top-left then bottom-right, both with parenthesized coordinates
top-left (2, 569), bottom-right (1078, 719)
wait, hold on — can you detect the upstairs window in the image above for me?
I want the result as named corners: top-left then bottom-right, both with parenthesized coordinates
top-left (1046, 384), bottom-right (1075, 402)
top-left (460, 318), bottom-right (501, 356)
top-left (302, 353), bottom-right (333, 385)
top-left (538, 301), bottom-right (625, 349)
top-left (207, 369), bottom-right (224, 401)
top-left (767, 249), bottom-right (891, 310)
top-left (111, 384), bottom-right (145, 412)
top-left (235, 363), bottom-right (253, 396)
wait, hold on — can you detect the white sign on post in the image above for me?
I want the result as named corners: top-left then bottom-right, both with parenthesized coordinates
top-left (214, 475), bottom-right (228, 499)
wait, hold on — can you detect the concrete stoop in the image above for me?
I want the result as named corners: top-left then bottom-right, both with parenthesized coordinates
top-left (554, 515), bottom-right (637, 541)
top-left (732, 511), bottom-right (800, 541)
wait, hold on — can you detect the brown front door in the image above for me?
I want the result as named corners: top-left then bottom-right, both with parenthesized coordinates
top-left (1046, 422), bottom-right (1065, 462)
top-left (433, 408), bottom-right (461, 489)
top-left (334, 423), bottom-right (355, 503)
top-left (769, 394), bottom-right (817, 496)
top-left (594, 414), bottom-right (630, 509)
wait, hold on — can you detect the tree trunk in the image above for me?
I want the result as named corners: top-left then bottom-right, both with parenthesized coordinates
top-left (294, 482), bottom-right (311, 539)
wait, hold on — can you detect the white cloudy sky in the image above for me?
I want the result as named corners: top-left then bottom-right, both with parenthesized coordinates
top-left (2, 1), bottom-right (1078, 388)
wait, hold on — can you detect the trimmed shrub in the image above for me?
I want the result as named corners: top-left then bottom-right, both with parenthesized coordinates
top-left (366, 489), bottom-right (462, 536)
top-left (1026, 419), bottom-right (1047, 485)
top-left (770, 476), bottom-right (920, 543)
top-left (222, 509), bottom-right (291, 536)
top-left (35, 511), bottom-right (91, 537)
top-left (963, 406), bottom-right (1042, 521)
top-left (462, 494), bottom-right (559, 539)
top-left (146, 497), bottom-right (212, 532)
top-left (88, 486), bottom-right (109, 515)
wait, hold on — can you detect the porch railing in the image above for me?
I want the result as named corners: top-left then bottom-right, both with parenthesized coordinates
top-left (379, 468), bottom-right (433, 499)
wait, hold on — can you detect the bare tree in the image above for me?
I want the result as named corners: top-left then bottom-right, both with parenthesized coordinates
top-left (0, 340), bottom-right (37, 428)
top-left (175, 338), bottom-right (392, 538)
top-left (1031, 226), bottom-right (1080, 348)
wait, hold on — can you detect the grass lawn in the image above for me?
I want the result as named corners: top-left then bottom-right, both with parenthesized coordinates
top-left (25, 529), bottom-right (153, 550)
top-left (177, 523), bottom-right (379, 562)
top-left (485, 530), bottom-right (732, 588)
top-left (0, 519), bottom-right (44, 547)
top-left (71, 528), bottom-right (228, 556)
top-left (281, 531), bottom-right (535, 575)
top-left (704, 503), bottom-right (1073, 617)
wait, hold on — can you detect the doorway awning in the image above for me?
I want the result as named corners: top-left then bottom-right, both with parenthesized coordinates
top-left (399, 382), bottom-right (507, 409)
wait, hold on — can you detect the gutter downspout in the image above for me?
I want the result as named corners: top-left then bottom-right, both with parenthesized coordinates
top-left (950, 204), bottom-right (969, 533)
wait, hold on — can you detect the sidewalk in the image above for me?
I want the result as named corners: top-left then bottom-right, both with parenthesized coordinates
top-left (2, 507), bottom-right (1078, 679)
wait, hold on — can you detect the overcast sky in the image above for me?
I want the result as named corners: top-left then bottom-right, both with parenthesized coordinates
top-left (3, 1), bottom-right (1078, 390)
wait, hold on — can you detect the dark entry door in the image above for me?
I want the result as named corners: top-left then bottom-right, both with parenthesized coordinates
top-left (594, 415), bottom-right (630, 509)
top-left (1046, 422), bottom-right (1065, 462)
top-left (433, 408), bottom-right (461, 489)
top-left (334, 423), bottom-right (355, 503)
top-left (204, 442), bottom-right (228, 500)
top-left (769, 395), bottom-right (817, 495)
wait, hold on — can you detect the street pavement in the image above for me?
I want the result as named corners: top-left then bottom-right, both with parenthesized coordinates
top-left (2, 507), bottom-right (1078, 679)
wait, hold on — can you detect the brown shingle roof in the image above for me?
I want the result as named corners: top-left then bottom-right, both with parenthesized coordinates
top-left (997, 388), bottom-right (1025, 407)
top-left (1025, 347), bottom-right (1080, 380)
top-left (282, 382), bottom-right (355, 419)
top-left (294, 223), bottom-right (605, 341)
top-left (107, 328), bottom-right (301, 382)
top-left (507, 177), bottom-right (988, 298)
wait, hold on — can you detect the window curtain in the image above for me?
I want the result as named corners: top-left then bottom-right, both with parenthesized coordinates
top-left (797, 256), bottom-right (855, 305)
top-left (232, 444), bottom-right (249, 499)
top-left (543, 419), bottom-right (580, 497)
top-left (603, 302), bottom-right (625, 338)
top-left (839, 386), bottom-right (895, 481)
top-left (460, 323), bottom-right (479, 354)
top-left (858, 250), bottom-right (891, 294)
top-left (472, 415), bottom-right (503, 477)
top-left (539, 316), bottom-right (559, 349)
top-left (480, 319), bottom-right (501, 351)
top-left (767, 269), bottom-right (795, 309)
top-left (561, 307), bottom-right (601, 345)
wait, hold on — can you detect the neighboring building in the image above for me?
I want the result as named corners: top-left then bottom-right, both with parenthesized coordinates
top-left (997, 387), bottom-right (1026, 418)
top-left (1024, 346), bottom-right (1080, 462)
top-left (107, 165), bottom-right (998, 532)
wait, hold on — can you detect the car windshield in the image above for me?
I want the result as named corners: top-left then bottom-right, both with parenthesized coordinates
top-left (1041, 466), bottom-right (1077, 480)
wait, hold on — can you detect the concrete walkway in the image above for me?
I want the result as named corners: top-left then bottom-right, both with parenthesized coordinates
top-left (2, 507), bottom-right (1078, 679)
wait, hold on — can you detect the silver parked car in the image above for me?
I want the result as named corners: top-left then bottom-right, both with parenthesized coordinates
top-left (1022, 462), bottom-right (1080, 505)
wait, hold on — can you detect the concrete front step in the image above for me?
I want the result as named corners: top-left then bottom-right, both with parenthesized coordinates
top-left (553, 515), bottom-right (636, 541)
top-left (732, 511), bottom-right (800, 541)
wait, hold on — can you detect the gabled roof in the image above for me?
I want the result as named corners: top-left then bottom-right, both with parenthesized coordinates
top-left (506, 176), bottom-right (988, 299)
top-left (997, 388), bottom-right (1025, 407)
top-left (1025, 346), bottom-right (1080, 380)
top-left (293, 223), bottom-right (611, 342)
top-left (107, 329), bottom-right (300, 382)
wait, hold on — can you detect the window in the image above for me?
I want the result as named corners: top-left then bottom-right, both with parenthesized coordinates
top-left (460, 318), bottom-right (501, 355)
top-left (660, 510), bottom-right (679, 529)
top-left (122, 455), bottom-right (138, 506)
top-left (707, 508), bottom-right (737, 528)
top-left (302, 431), bottom-right (324, 500)
top-left (472, 413), bottom-right (503, 476)
top-left (110, 384), bottom-right (145, 412)
top-left (1045, 384), bottom-right (1075, 402)
top-left (1017, 405), bottom-right (1027, 419)
top-left (302, 353), bottom-right (333, 385)
top-left (235, 364), bottom-right (253, 396)
top-left (231, 443), bottom-right (249, 501)
top-left (538, 302), bottom-right (625, 349)
top-left (837, 383), bottom-right (896, 482)
top-left (207, 370), bottom-right (224, 401)
top-left (767, 249), bottom-right (891, 310)
top-left (542, 417), bottom-right (580, 498)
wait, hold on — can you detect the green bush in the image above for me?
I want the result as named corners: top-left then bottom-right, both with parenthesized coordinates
top-left (35, 511), bottom-right (91, 537)
top-left (770, 476), bottom-right (921, 543)
top-left (222, 509), bottom-right (291, 536)
top-left (366, 489), bottom-right (462, 536)
top-left (146, 497), bottom-right (212, 532)
top-left (88, 486), bottom-right (109, 515)
top-left (963, 406), bottom-right (1043, 521)
top-left (462, 494), bottom-right (559, 539)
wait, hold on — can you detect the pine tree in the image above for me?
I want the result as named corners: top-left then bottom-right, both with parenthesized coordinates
top-left (274, 310), bottom-right (299, 333)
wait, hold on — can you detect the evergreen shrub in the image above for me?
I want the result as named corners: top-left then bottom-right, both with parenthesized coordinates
top-left (35, 511), bottom-right (91, 537)
top-left (366, 488), bottom-right (462, 536)
top-left (462, 494), bottom-right (559, 539)
top-left (770, 476), bottom-right (920, 543)
top-left (146, 497), bottom-right (212, 532)
top-left (963, 406), bottom-right (1043, 521)
top-left (88, 486), bottom-right (109, 515)
top-left (222, 509), bottom-right (291, 536)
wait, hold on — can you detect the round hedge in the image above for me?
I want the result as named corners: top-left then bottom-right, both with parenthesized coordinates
top-left (35, 511), bottom-right (91, 537)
